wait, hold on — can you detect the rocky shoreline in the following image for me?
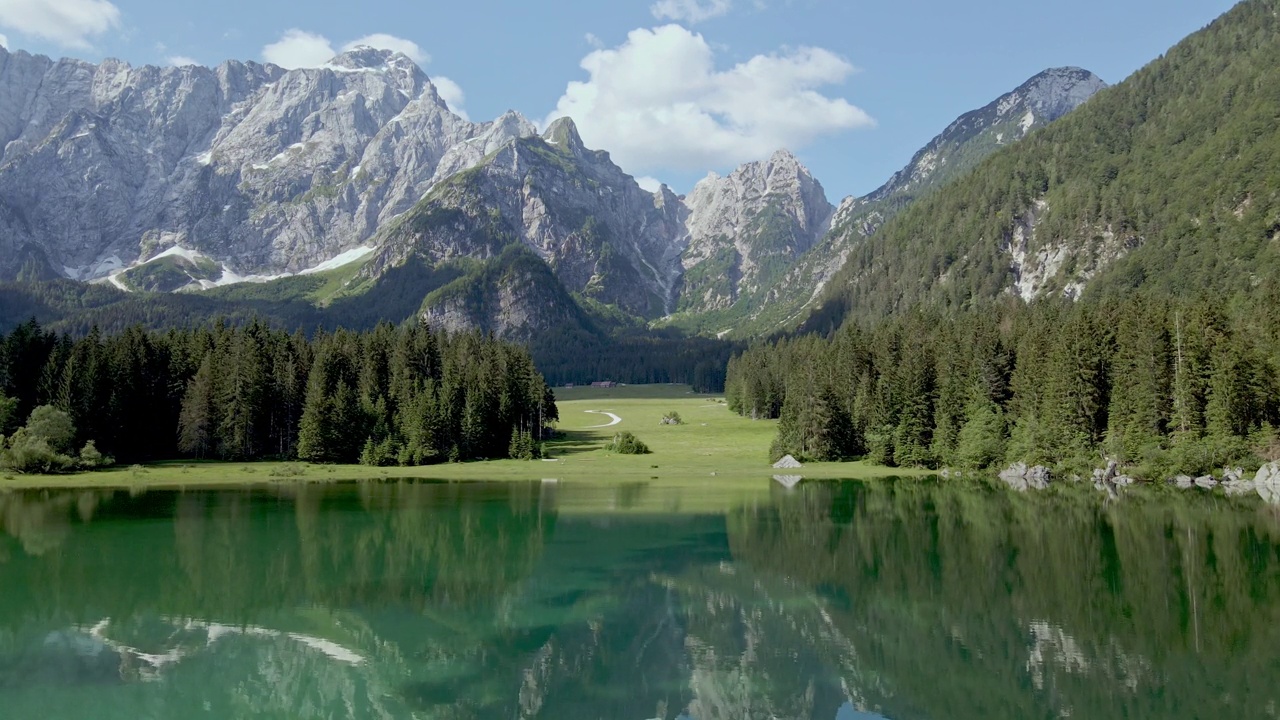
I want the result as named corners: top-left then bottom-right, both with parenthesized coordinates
top-left (971, 460), bottom-right (1280, 503)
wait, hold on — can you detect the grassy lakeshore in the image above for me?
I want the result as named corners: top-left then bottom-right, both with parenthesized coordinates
top-left (0, 384), bottom-right (927, 490)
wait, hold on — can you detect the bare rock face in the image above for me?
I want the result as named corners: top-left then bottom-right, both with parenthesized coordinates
top-left (864, 67), bottom-right (1106, 204)
top-left (0, 45), bottom-right (537, 281)
top-left (737, 68), bottom-right (1107, 337)
top-left (677, 150), bottom-right (834, 315)
top-left (370, 118), bottom-right (687, 319)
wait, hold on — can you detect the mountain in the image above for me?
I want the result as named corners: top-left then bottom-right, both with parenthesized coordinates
top-left (668, 150), bottom-right (835, 333)
top-left (417, 245), bottom-right (592, 342)
top-left (861, 67), bottom-right (1108, 207)
top-left (365, 117), bottom-right (686, 319)
top-left (0, 45), bottom-right (536, 283)
top-left (737, 67), bottom-right (1107, 337)
top-left (805, 0), bottom-right (1280, 328)
top-left (0, 40), bottom-right (1106, 343)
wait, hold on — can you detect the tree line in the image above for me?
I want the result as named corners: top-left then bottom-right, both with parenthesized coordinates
top-left (727, 293), bottom-right (1280, 478)
top-left (0, 319), bottom-right (558, 470)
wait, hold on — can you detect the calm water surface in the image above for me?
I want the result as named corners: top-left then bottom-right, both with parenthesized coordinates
top-left (1, 478), bottom-right (1278, 719)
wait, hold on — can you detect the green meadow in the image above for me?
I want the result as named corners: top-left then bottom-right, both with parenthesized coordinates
top-left (1, 384), bottom-right (926, 490)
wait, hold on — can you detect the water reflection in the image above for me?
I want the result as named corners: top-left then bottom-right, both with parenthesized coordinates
top-left (0, 479), bottom-right (1278, 719)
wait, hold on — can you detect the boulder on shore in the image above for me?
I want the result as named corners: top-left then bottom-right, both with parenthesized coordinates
top-left (1255, 461), bottom-right (1280, 504)
top-left (772, 455), bottom-right (802, 469)
top-left (1000, 462), bottom-right (1051, 491)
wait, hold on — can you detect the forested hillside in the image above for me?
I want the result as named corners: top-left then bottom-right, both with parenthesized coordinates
top-left (0, 320), bottom-right (556, 469)
top-left (728, 290), bottom-right (1280, 478)
top-left (805, 0), bottom-right (1280, 329)
top-left (0, 276), bottom-right (734, 391)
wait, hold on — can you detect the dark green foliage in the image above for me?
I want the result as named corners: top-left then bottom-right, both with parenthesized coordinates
top-left (0, 319), bottom-right (557, 467)
top-left (0, 405), bottom-right (111, 473)
top-left (728, 293), bottom-right (1280, 476)
top-left (605, 431), bottom-right (650, 455)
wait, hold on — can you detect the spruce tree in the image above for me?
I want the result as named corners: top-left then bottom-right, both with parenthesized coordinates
top-left (178, 356), bottom-right (216, 458)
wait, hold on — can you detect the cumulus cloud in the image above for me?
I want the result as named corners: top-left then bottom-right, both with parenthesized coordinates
top-left (635, 176), bottom-right (664, 193)
top-left (167, 55), bottom-right (199, 67)
top-left (261, 29), bottom-right (468, 119)
top-left (342, 33), bottom-right (428, 64)
top-left (263, 29), bottom-right (432, 68)
top-left (262, 28), bottom-right (335, 68)
top-left (650, 0), bottom-right (732, 24)
top-left (433, 76), bottom-right (469, 120)
top-left (547, 24), bottom-right (873, 175)
top-left (0, 0), bottom-right (121, 49)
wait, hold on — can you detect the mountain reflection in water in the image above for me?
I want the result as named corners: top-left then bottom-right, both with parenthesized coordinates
top-left (0, 478), bottom-right (1278, 719)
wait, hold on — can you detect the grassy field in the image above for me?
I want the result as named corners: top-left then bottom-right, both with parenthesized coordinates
top-left (0, 384), bottom-right (928, 490)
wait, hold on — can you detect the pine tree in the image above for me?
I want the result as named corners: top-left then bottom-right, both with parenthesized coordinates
top-left (178, 356), bottom-right (216, 458)
top-left (954, 392), bottom-right (1007, 469)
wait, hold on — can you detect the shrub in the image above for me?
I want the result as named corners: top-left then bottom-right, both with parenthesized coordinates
top-left (606, 431), bottom-right (650, 455)
top-left (660, 411), bottom-right (684, 426)
top-left (360, 437), bottom-right (398, 467)
top-left (269, 462), bottom-right (307, 478)
top-left (1, 436), bottom-right (78, 474)
top-left (77, 441), bottom-right (113, 469)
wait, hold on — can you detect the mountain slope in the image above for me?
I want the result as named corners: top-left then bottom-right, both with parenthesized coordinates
top-left (0, 46), bottom-right (537, 283)
top-left (365, 117), bottom-right (686, 320)
top-left (805, 0), bottom-right (1280, 329)
top-left (745, 67), bottom-right (1106, 337)
top-left (418, 245), bottom-right (593, 342)
top-left (670, 150), bottom-right (835, 328)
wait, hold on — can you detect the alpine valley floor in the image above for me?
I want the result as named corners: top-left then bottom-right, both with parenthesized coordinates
top-left (0, 385), bottom-right (927, 490)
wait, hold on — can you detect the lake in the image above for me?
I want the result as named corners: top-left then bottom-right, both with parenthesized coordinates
top-left (1, 478), bottom-right (1278, 719)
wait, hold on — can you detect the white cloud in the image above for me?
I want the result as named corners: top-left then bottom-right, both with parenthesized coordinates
top-left (167, 55), bottom-right (199, 67)
top-left (0, 0), bottom-right (121, 49)
top-left (342, 33), bottom-right (428, 64)
top-left (650, 0), bottom-right (732, 24)
top-left (585, 32), bottom-right (603, 49)
top-left (433, 76), bottom-right (468, 120)
top-left (635, 176), bottom-right (664, 192)
top-left (262, 29), bottom-right (335, 69)
top-left (263, 30), bottom-right (433, 69)
top-left (0, 32), bottom-right (7, 48)
top-left (547, 24), bottom-right (873, 175)
top-left (261, 29), bottom-right (466, 116)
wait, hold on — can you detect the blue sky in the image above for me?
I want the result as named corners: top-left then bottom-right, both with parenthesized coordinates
top-left (0, 0), bottom-right (1239, 199)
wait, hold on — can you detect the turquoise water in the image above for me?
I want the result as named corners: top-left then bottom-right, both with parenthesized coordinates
top-left (1, 479), bottom-right (1278, 719)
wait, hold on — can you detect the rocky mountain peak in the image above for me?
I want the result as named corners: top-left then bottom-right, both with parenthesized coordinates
top-left (542, 116), bottom-right (586, 154)
top-left (325, 46), bottom-right (415, 72)
top-left (861, 66), bottom-right (1107, 204)
top-left (676, 149), bottom-right (835, 317)
top-left (1011, 67), bottom-right (1108, 120)
top-left (688, 149), bottom-right (832, 234)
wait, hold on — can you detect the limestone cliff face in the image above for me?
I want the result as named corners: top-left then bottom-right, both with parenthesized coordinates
top-left (0, 45), bottom-right (536, 281)
top-left (370, 118), bottom-right (685, 319)
top-left (677, 150), bottom-right (834, 316)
